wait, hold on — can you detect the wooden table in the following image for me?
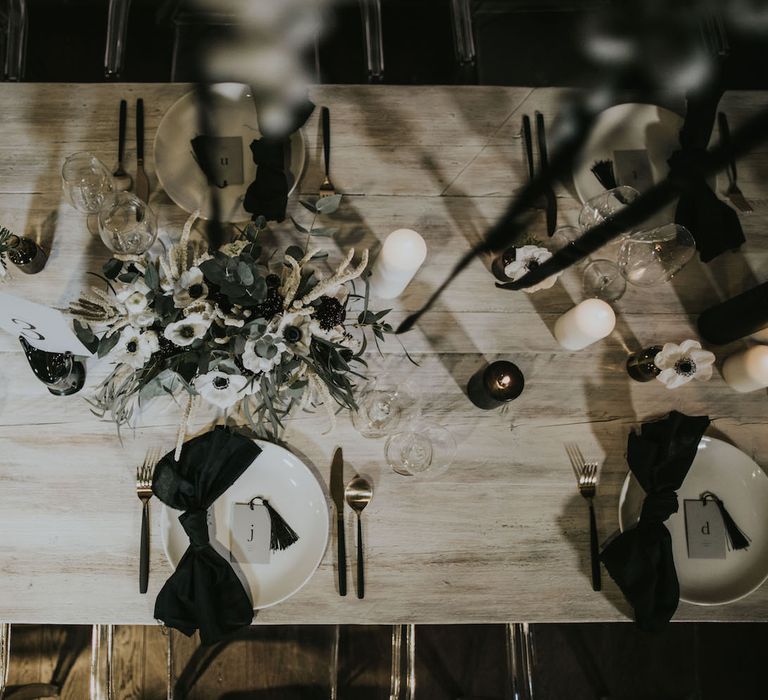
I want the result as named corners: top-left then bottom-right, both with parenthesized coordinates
top-left (1, 84), bottom-right (768, 626)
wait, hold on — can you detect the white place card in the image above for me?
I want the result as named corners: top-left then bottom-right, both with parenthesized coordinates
top-left (0, 292), bottom-right (93, 355)
top-left (684, 499), bottom-right (726, 559)
top-left (229, 502), bottom-right (271, 565)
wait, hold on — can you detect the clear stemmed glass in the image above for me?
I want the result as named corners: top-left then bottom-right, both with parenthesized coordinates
top-left (351, 382), bottom-right (417, 439)
top-left (583, 259), bottom-right (627, 302)
top-left (97, 192), bottom-right (158, 256)
top-left (61, 152), bottom-right (114, 213)
top-left (617, 224), bottom-right (696, 287)
top-left (385, 421), bottom-right (456, 477)
top-left (578, 186), bottom-right (640, 232)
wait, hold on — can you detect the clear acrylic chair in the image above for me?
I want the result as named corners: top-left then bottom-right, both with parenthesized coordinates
top-left (0, 623), bottom-right (112, 700)
top-left (164, 624), bottom-right (340, 699)
top-left (1, 0), bottom-right (27, 81)
top-left (388, 623), bottom-right (535, 700)
top-left (104, 0), bottom-right (132, 78)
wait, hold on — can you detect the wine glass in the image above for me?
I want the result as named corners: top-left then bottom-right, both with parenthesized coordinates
top-left (61, 152), bottom-right (114, 213)
top-left (351, 382), bottom-right (417, 439)
top-left (583, 259), bottom-right (627, 302)
top-left (98, 192), bottom-right (158, 256)
top-left (617, 224), bottom-right (695, 287)
top-left (385, 421), bottom-right (456, 477)
top-left (578, 186), bottom-right (640, 232)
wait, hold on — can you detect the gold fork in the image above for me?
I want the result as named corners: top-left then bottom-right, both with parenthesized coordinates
top-left (137, 448), bottom-right (161, 594)
top-left (319, 106), bottom-right (336, 198)
top-left (566, 443), bottom-right (601, 592)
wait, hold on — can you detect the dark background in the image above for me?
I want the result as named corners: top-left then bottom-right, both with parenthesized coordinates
top-left (2, 0), bottom-right (766, 87)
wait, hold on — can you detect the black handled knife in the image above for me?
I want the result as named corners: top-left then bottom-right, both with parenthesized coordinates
top-left (330, 447), bottom-right (347, 596)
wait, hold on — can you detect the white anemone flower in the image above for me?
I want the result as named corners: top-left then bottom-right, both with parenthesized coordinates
top-left (194, 371), bottom-right (248, 409)
top-left (271, 311), bottom-right (312, 355)
top-left (654, 340), bottom-right (715, 389)
top-left (173, 267), bottom-right (209, 308)
top-left (504, 245), bottom-right (560, 293)
top-left (242, 334), bottom-right (288, 374)
top-left (115, 279), bottom-right (155, 327)
top-left (111, 327), bottom-right (158, 369)
top-left (163, 312), bottom-right (211, 347)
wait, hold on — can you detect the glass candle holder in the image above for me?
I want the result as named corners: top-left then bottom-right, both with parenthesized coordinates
top-left (467, 360), bottom-right (525, 409)
top-left (61, 152), bottom-right (114, 213)
top-left (626, 345), bottom-right (662, 382)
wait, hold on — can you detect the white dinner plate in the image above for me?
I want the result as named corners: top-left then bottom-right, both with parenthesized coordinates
top-left (572, 102), bottom-right (684, 208)
top-left (618, 436), bottom-right (768, 605)
top-left (154, 83), bottom-right (306, 222)
top-left (160, 440), bottom-right (329, 610)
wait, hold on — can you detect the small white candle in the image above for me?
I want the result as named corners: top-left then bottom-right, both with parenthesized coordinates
top-left (554, 298), bottom-right (616, 350)
top-left (369, 228), bottom-right (427, 299)
top-left (722, 345), bottom-right (768, 392)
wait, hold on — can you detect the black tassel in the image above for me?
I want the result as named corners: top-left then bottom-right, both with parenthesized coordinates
top-left (701, 491), bottom-right (750, 551)
top-left (250, 497), bottom-right (299, 551)
top-left (590, 159), bottom-right (618, 190)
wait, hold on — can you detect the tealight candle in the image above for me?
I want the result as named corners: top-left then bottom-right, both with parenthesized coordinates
top-left (722, 346), bottom-right (768, 393)
top-left (369, 228), bottom-right (427, 299)
top-left (554, 299), bottom-right (616, 350)
top-left (467, 360), bottom-right (525, 409)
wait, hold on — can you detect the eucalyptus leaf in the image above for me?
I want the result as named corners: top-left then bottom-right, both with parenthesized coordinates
top-left (290, 216), bottom-right (309, 234)
top-left (285, 245), bottom-right (304, 262)
top-left (97, 330), bottom-right (121, 358)
top-left (102, 258), bottom-right (123, 280)
top-left (316, 194), bottom-right (342, 214)
top-left (144, 262), bottom-right (159, 290)
top-left (73, 320), bottom-right (98, 354)
top-left (299, 200), bottom-right (317, 214)
top-left (238, 261), bottom-right (254, 286)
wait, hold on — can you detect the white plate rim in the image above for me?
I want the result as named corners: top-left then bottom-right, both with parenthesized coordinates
top-left (572, 101), bottom-right (684, 205)
top-left (617, 435), bottom-right (768, 606)
top-left (153, 85), bottom-right (306, 223)
top-left (159, 438), bottom-right (330, 610)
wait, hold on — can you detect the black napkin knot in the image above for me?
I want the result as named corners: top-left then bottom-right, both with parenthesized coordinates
top-left (640, 491), bottom-right (679, 524)
top-left (667, 149), bottom-right (707, 193)
top-left (180, 510), bottom-right (210, 548)
top-left (152, 427), bottom-right (262, 645)
top-left (601, 411), bottom-right (710, 631)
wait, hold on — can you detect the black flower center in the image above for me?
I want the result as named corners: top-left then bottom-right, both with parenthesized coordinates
top-left (180, 325), bottom-right (196, 339)
top-left (213, 376), bottom-right (230, 390)
top-left (675, 358), bottom-right (696, 377)
top-left (126, 340), bottom-right (138, 353)
top-left (526, 258), bottom-right (540, 271)
top-left (283, 325), bottom-right (302, 344)
top-left (188, 283), bottom-right (204, 299)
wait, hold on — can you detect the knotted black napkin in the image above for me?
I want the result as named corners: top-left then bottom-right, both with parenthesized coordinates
top-left (153, 427), bottom-right (261, 645)
top-left (668, 85), bottom-right (745, 262)
top-left (601, 411), bottom-right (710, 631)
top-left (243, 99), bottom-right (315, 223)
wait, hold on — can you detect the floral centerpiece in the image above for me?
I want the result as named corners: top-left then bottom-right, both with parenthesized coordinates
top-left (70, 200), bottom-right (394, 440)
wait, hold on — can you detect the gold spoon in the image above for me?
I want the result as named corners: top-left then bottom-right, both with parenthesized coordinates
top-left (345, 475), bottom-right (373, 599)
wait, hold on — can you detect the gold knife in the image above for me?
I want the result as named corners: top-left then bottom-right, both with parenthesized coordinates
top-left (135, 98), bottom-right (150, 203)
top-left (330, 447), bottom-right (347, 596)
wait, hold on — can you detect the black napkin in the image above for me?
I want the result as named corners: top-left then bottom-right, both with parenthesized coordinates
top-left (600, 411), bottom-right (710, 631)
top-left (153, 427), bottom-right (261, 645)
top-left (667, 85), bottom-right (745, 262)
top-left (243, 99), bottom-right (315, 223)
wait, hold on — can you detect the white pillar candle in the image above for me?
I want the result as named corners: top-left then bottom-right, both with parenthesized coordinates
top-left (369, 229), bottom-right (427, 299)
top-left (554, 298), bottom-right (616, 350)
top-left (722, 345), bottom-right (768, 392)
